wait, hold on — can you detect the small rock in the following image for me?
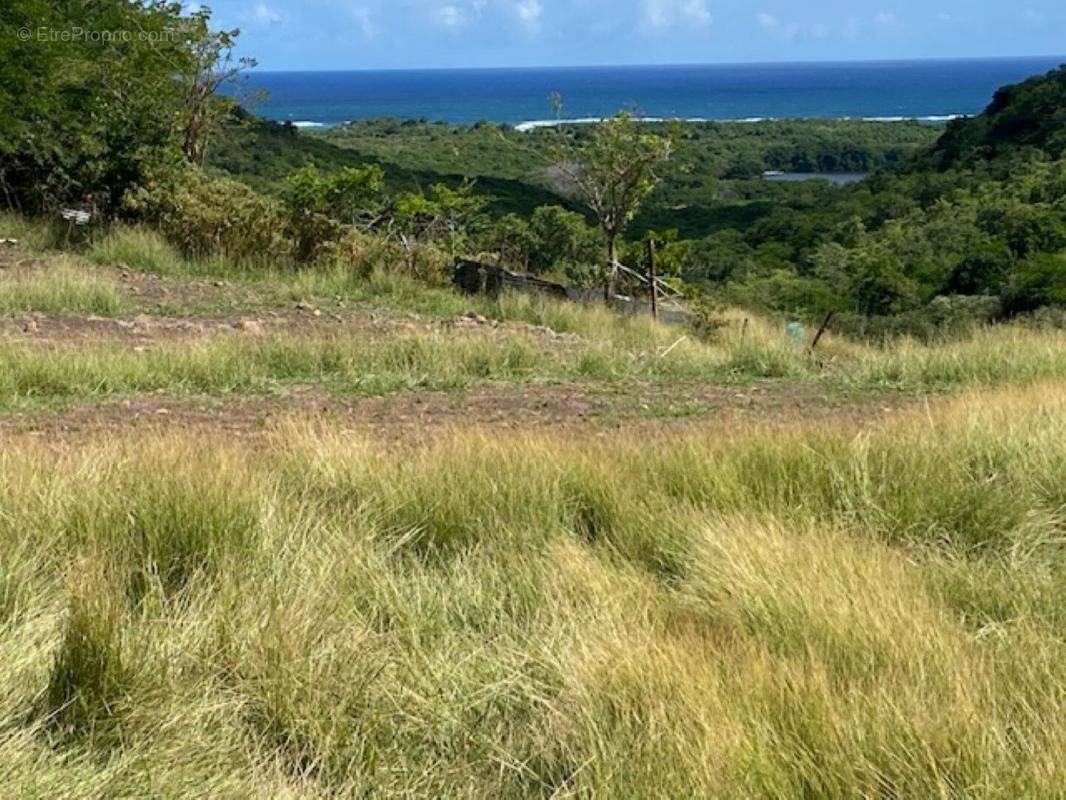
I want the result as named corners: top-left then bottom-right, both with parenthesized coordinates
top-left (234, 319), bottom-right (265, 336)
top-left (312, 309), bottom-right (322, 317)
top-left (295, 301), bottom-right (313, 311)
top-left (22, 318), bottom-right (38, 333)
top-left (213, 280), bottom-right (226, 287)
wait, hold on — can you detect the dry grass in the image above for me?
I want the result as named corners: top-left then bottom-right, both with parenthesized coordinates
top-left (0, 260), bottom-right (127, 316)
top-left (1, 383), bottom-right (1065, 796)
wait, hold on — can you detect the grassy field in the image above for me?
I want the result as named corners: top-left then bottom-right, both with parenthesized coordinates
top-left (1, 387), bottom-right (1065, 796)
top-left (2, 213), bottom-right (1066, 796)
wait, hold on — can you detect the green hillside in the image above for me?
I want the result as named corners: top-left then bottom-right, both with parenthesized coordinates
top-left (930, 65), bottom-right (1066, 167)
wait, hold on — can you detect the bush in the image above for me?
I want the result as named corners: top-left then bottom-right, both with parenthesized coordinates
top-left (124, 167), bottom-right (287, 263)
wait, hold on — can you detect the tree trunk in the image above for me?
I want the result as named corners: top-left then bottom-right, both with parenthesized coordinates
top-left (604, 235), bottom-right (617, 302)
top-left (646, 238), bottom-right (658, 320)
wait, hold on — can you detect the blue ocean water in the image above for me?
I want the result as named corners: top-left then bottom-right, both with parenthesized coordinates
top-left (233, 57), bottom-right (1065, 127)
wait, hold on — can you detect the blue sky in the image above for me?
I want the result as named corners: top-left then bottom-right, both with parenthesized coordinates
top-left (189, 0), bottom-right (1066, 70)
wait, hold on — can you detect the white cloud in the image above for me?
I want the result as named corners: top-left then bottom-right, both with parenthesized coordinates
top-left (874, 11), bottom-right (898, 26)
top-left (643, 0), bottom-right (712, 33)
top-left (435, 3), bottom-right (470, 29)
top-left (756, 11), bottom-right (799, 41)
top-left (424, 0), bottom-right (542, 36)
top-left (935, 12), bottom-right (953, 22)
top-left (347, 6), bottom-right (377, 39)
top-left (243, 2), bottom-right (282, 24)
top-left (810, 21), bottom-right (830, 39)
top-left (1022, 9), bottom-right (1044, 22)
top-left (511, 0), bottom-right (544, 35)
top-left (682, 0), bottom-right (712, 26)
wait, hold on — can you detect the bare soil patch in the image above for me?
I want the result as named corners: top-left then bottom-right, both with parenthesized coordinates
top-left (0, 380), bottom-right (923, 443)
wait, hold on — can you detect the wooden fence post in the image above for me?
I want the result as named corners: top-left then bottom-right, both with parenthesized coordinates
top-left (646, 239), bottom-right (659, 321)
top-left (809, 311), bottom-right (835, 352)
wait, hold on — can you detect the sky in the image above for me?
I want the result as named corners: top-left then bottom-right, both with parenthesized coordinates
top-left (188, 0), bottom-right (1066, 71)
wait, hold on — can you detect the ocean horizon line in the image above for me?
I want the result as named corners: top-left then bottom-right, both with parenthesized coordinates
top-left (248, 54), bottom-right (1066, 76)
top-left (233, 57), bottom-right (1066, 128)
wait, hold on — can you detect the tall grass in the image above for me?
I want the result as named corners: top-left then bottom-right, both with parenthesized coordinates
top-left (0, 261), bottom-right (127, 316)
top-left (0, 210), bottom-right (68, 251)
top-left (85, 226), bottom-right (684, 347)
top-left (0, 221), bottom-right (1053, 410)
top-left (3, 318), bottom-right (1066, 409)
top-left (1, 385), bottom-right (1065, 795)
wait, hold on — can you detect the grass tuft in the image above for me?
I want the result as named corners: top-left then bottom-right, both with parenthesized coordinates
top-left (0, 261), bottom-right (127, 316)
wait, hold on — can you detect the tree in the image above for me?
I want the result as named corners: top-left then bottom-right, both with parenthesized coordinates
top-left (528, 205), bottom-right (599, 274)
top-left (386, 181), bottom-right (488, 275)
top-left (179, 9), bottom-right (255, 165)
top-left (1002, 252), bottom-right (1066, 314)
top-left (489, 213), bottom-right (536, 270)
top-left (552, 113), bottom-right (673, 299)
top-left (0, 0), bottom-right (194, 211)
top-left (0, 1), bottom-right (253, 212)
top-left (283, 164), bottom-right (385, 262)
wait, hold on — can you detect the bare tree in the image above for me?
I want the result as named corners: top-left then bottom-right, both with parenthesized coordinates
top-left (552, 113), bottom-right (672, 299)
top-left (180, 12), bottom-right (255, 165)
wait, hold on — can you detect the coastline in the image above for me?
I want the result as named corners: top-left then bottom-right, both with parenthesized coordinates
top-left (287, 114), bottom-right (966, 132)
top-left (230, 55), bottom-right (1064, 128)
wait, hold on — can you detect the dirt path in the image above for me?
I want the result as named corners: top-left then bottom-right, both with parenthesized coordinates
top-left (0, 380), bottom-right (923, 443)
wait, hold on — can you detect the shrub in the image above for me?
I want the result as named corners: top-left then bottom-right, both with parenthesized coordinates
top-left (124, 167), bottom-right (287, 263)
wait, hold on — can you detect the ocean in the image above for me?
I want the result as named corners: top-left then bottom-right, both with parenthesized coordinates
top-left (231, 56), bottom-right (1065, 128)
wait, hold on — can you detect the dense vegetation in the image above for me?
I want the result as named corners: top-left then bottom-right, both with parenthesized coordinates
top-left (206, 67), bottom-right (1066, 336)
top-left (0, 1), bottom-right (245, 214)
top-left (6, 1), bottom-right (1064, 337)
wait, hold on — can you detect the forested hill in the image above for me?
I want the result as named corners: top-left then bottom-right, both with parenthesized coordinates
top-left (927, 65), bottom-right (1066, 168)
top-left (206, 113), bottom-right (573, 219)
top-left (656, 63), bottom-right (1066, 334)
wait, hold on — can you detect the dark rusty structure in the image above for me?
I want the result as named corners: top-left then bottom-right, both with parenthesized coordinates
top-left (453, 257), bottom-right (694, 326)
top-left (453, 259), bottom-right (569, 300)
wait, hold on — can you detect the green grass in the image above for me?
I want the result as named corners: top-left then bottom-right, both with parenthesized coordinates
top-left (1, 385), bottom-right (1065, 795)
top-left (3, 308), bottom-right (1066, 410)
top-left (0, 261), bottom-right (127, 316)
top-left (0, 210), bottom-right (69, 251)
top-left (84, 226), bottom-right (680, 345)
top-left (0, 328), bottom-right (745, 410)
